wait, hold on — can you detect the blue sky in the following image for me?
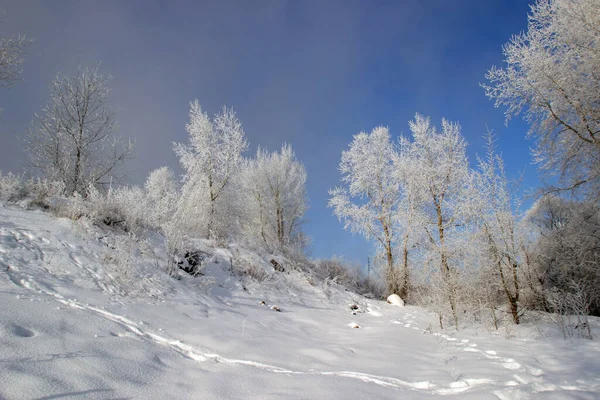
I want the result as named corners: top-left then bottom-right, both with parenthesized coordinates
top-left (0, 0), bottom-right (536, 266)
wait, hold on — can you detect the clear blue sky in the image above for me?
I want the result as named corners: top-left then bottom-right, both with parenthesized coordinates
top-left (0, 0), bottom-right (536, 266)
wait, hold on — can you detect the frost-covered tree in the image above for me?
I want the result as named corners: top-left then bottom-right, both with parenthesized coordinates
top-left (241, 144), bottom-right (307, 251)
top-left (0, 19), bottom-right (31, 87)
top-left (483, 0), bottom-right (600, 200)
top-left (407, 114), bottom-right (473, 328)
top-left (145, 166), bottom-right (178, 231)
top-left (391, 136), bottom-right (423, 299)
top-left (25, 66), bottom-right (133, 195)
top-left (173, 100), bottom-right (248, 239)
top-left (473, 133), bottom-right (524, 324)
top-left (526, 195), bottom-right (600, 316)
top-left (329, 126), bottom-right (401, 295)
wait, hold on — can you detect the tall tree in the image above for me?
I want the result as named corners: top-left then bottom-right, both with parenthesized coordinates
top-left (25, 66), bottom-right (133, 195)
top-left (483, 0), bottom-right (600, 200)
top-left (329, 126), bottom-right (401, 295)
top-left (145, 166), bottom-right (178, 231)
top-left (473, 133), bottom-right (523, 324)
top-left (408, 114), bottom-right (473, 329)
top-left (240, 144), bottom-right (308, 251)
top-left (174, 100), bottom-right (248, 240)
top-left (0, 18), bottom-right (31, 87)
top-left (391, 136), bottom-right (423, 299)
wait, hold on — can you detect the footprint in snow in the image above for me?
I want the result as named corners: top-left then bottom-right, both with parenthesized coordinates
top-left (501, 360), bottom-right (522, 370)
top-left (11, 324), bottom-right (36, 338)
top-left (526, 366), bottom-right (544, 377)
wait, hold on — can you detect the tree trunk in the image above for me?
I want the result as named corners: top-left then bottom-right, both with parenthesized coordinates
top-left (207, 175), bottom-right (215, 239)
top-left (385, 240), bottom-right (397, 295)
top-left (277, 206), bottom-right (284, 247)
top-left (399, 235), bottom-right (409, 299)
top-left (437, 203), bottom-right (458, 329)
top-left (381, 218), bottom-right (397, 295)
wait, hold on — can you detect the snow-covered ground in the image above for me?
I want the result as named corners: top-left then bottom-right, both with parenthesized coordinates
top-left (1, 204), bottom-right (599, 399)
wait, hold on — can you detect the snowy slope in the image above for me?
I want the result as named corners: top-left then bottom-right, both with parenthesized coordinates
top-left (1, 204), bottom-right (599, 399)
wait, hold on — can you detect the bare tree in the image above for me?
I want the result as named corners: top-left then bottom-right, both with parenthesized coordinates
top-left (0, 17), bottom-right (31, 87)
top-left (25, 66), bottom-right (133, 195)
top-left (483, 0), bottom-right (600, 200)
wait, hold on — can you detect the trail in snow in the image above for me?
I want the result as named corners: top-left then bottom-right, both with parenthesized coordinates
top-left (5, 265), bottom-right (494, 396)
top-left (391, 311), bottom-right (600, 397)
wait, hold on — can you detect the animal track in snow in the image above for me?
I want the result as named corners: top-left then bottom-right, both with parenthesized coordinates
top-left (387, 315), bottom-right (559, 396)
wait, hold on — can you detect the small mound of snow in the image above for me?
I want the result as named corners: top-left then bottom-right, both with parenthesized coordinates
top-left (386, 294), bottom-right (404, 307)
top-left (367, 308), bottom-right (383, 317)
top-left (348, 322), bottom-right (360, 329)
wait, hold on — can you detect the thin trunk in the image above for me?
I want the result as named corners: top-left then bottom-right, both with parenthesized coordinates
top-left (382, 220), bottom-right (396, 295)
top-left (277, 206), bottom-right (284, 246)
top-left (259, 204), bottom-right (268, 246)
top-left (207, 174), bottom-right (215, 239)
top-left (497, 258), bottom-right (520, 325)
top-left (436, 202), bottom-right (458, 329)
top-left (399, 234), bottom-right (409, 299)
top-left (386, 239), bottom-right (396, 295)
top-left (74, 146), bottom-right (81, 194)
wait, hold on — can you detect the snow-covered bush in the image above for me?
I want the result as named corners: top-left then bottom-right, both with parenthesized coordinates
top-left (234, 258), bottom-right (269, 283)
top-left (311, 257), bottom-right (385, 299)
top-left (52, 184), bottom-right (149, 234)
top-left (546, 284), bottom-right (593, 340)
top-left (109, 186), bottom-right (147, 233)
top-left (0, 171), bottom-right (26, 201)
top-left (24, 177), bottom-right (66, 207)
top-left (313, 258), bottom-right (355, 285)
top-left (0, 171), bottom-right (66, 207)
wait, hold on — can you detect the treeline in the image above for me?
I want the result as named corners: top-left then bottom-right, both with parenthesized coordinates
top-left (329, 0), bottom-right (600, 334)
top-left (16, 68), bottom-right (309, 258)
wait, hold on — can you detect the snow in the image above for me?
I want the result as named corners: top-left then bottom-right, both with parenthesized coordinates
top-left (1, 204), bottom-right (600, 399)
top-left (387, 293), bottom-right (405, 307)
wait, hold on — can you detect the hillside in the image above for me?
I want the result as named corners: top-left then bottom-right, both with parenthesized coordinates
top-left (1, 204), bottom-right (599, 399)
